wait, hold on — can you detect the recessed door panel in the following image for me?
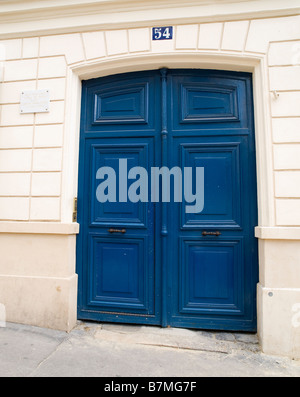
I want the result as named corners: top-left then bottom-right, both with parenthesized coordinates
top-left (179, 142), bottom-right (242, 229)
top-left (179, 238), bottom-right (244, 316)
top-left (90, 143), bottom-right (150, 228)
top-left (180, 83), bottom-right (239, 123)
top-left (94, 83), bottom-right (149, 124)
top-left (84, 73), bottom-right (158, 133)
top-left (89, 235), bottom-right (153, 314)
top-left (172, 73), bottom-right (251, 131)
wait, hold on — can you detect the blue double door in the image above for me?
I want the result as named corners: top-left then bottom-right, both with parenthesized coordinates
top-left (77, 69), bottom-right (258, 331)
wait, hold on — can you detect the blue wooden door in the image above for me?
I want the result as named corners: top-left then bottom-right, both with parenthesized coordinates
top-left (166, 71), bottom-right (258, 331)
top-left (77, 71), bottom-right (162, 325)
top-left (77, 69), bottom-right (258, 331)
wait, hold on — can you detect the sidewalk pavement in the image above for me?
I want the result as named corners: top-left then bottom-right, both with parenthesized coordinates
top-left (0, 321), bottom-right (300, 377)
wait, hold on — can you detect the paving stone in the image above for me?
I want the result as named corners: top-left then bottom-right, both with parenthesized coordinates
top-left (215, 333), bottom-right (236, 342)
top-left (234, 333), bottom-right (259, 345)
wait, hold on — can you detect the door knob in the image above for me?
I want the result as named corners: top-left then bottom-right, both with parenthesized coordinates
top-left (202, 231), bottom-right (221, 237)
top-left (108, 228), bottom-right (127, 234)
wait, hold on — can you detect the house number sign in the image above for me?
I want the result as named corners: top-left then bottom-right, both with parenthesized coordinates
top-left (152, 27), bottom-right (173, 41)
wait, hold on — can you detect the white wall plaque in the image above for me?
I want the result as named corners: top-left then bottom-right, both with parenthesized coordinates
top-left (20, 89), bottom-right (50, 114)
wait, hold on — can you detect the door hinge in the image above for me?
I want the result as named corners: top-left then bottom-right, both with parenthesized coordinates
top-left (73, 198), bottom-right (78, 223)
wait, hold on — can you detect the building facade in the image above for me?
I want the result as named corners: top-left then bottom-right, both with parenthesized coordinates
top-left (0, 0), bottom-right (300, 359)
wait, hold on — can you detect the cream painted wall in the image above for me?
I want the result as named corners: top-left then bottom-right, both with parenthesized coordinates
top-left (0, 1), bottom-right (299, 358)
top-left (1, 18), bottom-right (300, 226)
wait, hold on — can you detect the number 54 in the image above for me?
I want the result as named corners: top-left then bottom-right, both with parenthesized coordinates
top-left (153, 27), bottom-right (173, 41)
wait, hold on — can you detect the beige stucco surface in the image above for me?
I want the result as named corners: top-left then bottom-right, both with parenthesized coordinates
top-left (0, 0), bottom-right (299, 358)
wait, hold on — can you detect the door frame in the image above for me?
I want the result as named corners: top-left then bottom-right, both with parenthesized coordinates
top-left (76, 68), bottom-right (259, 330)
top-left (62, 52), bottom-right (274, 330)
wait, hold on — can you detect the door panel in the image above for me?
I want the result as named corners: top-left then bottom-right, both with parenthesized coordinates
top-left (179, 141), bottom-right (242, 229)
top-left (171, 74), bottom-right (250, 131)
top-left (89, 235), bottom-right (153, 314)
top-left (179, 238), bottom-right (244, 315)
top-left (94, 83), bottom-right (149, 125)
top-left (90, 143), bottom-right (150, 227)
top-left (180, 83), bottom-right (239, 123)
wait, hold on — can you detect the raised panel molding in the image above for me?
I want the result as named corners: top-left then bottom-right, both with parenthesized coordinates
top-left (180, 83), bottom-right (240, 123)
top-left (94, 83), bottom-right (149, 125)
top-left (179, 237), bottom-right (245, 316)
top-left (88, 235), bottom-right (152, 313)
top-left (90, 142), bottom-right (150, 228)
top-left (179, 142), bottom-right (242, 230)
